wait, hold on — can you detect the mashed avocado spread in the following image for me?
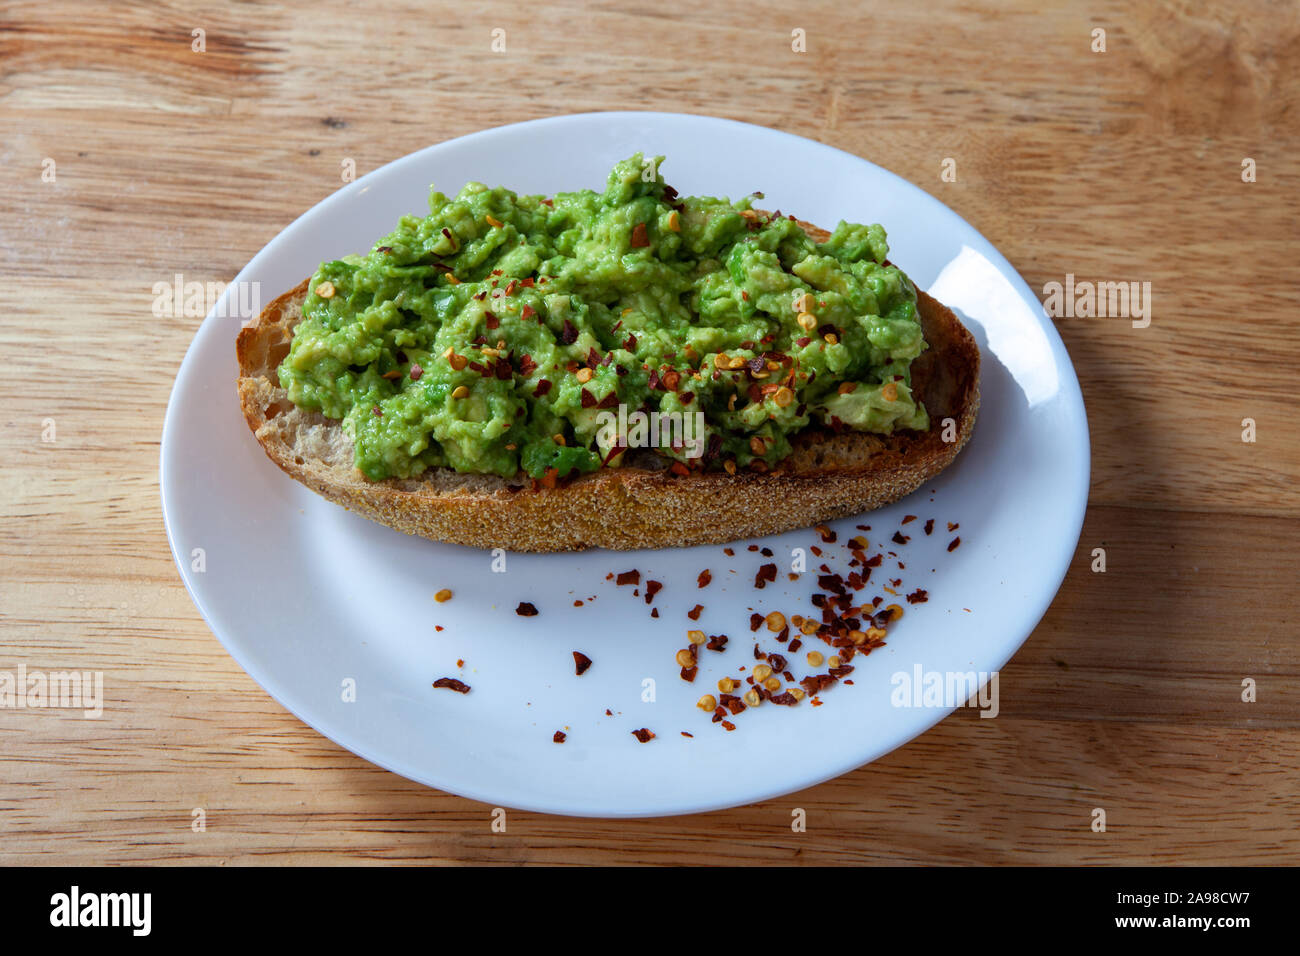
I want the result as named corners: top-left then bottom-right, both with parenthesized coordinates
top-left (278, 155), bottom-right (929, 481)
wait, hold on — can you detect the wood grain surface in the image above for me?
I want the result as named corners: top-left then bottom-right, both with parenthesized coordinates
top-left (1, 0), bottom-right (1297, 865)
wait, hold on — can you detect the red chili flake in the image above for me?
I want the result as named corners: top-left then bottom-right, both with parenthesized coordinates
top-left (697, 570), bottom-right (712, 588)
top-left (521, 277), bottom-right (535, 288)
top-left (948, 522), bottom-right (959, 532)
top-left (948, 537), bottom-right (961, 551)
top-left (767, 653), bottom-right (788, 672)
top-left (553, 730), bottom-right (566, 743)
top-left (521, 303), bottom-right (537, 321)
top-left (560, 319), bottom-right (578, 344)
top-left (573, 651), bottom-right (592, 675)
top-left (597, 391), bottom-right (619, 409)
top-left (723, 547), bottom-right (735, 556)
top-left (605, 709), bottom-right (613, 715)
top-left (787, 637), bottom-right (802, 652)
top-left (372, 405), bottom-right (383, 416)
top-left (681, 731), bottom-right (693, 738)
top-left (818, 573), bottom-right (846, 595)
top-left (518, 354), bottom-right (537, 376)
top-left (866, 554), bottom-right (883, 568)
top-left (409, 364), bottom-right (423, 381)
top-left (720, 694), bottom-right (746, 716)
top-left (829, 665), bottom-right (854, 679)
top-left (687, 604), bottom-right (703, 621)
top-left (432, 677), bottom-right (470, 694)
top-left (494, 358), bottom-right (511, 380)
top-left (616, 570), bottom-right (640, 586)
top-left (775, 625), bottom-right (789, 643)
top-left (749, 613), bottom-right (764, 632)
top-left (800, 674), bottom-right (836, 695)
top-left (580, 388), bottom-right (597, 408)
top-left (631, 728), bottom-right (655, 743)
top-left (504, 279), bottom-right (519, 296)
top-left (630, 222), bottom-right (649, 248)
top-left (534, 379), bottom-right (553, 397)
top-left (906, 589), bottom-right (929, 604)
top-left (754, 564), bottom-right (777, 589)
top-left (516, 602), bottom-right (539, 616)
top-left (484, 311), bottom-right (500, 330)
top-left (467, 361), bottom-right (488, 376)
top-left (434, 625), bottom-right (444, 632)
top-left (721, 720), bottom-right (736, 731)
top-left (647, 367), bottom-right (660, 391)
top-left (770, 692), bottom-right (798, 706)
top-left (924, 518), bottom-right (934, 535)
top-left (651, 608), bottom-right (660, 618)
top-left (892, 531), bottom-right (910, 545)
top-left (705, 634), bottom-right (728, 652)
top-left (669, 461), bottom-right (689, 477)
top-left (644, 580), bottom-right (663, 604)
top-left (816, 525), bottom-right (838, 544)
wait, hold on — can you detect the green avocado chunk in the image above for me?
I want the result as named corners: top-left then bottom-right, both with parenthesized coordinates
top-left (277, 154), bottom-right (929, 481)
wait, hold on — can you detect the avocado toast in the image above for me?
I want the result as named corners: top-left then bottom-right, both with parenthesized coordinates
top-left (236, 158), bottom-right (979, 550)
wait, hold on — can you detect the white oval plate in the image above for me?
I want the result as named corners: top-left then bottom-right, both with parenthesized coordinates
top-left (162, 112), bottom-right (1088, 817)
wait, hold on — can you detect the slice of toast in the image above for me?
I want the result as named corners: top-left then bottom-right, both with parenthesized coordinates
top-left (236, 219), bottom-right (980, 551)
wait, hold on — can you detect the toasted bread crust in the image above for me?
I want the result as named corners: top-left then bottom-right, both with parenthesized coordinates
top-left (236, 220), bottom-right (980, 551)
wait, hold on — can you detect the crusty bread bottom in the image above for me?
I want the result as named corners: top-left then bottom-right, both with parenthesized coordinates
top-left (236, 226), bottom-right (980, 551)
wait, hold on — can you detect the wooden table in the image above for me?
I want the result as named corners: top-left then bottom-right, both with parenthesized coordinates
top-left (2, 0), bottom-right (1296, 865)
